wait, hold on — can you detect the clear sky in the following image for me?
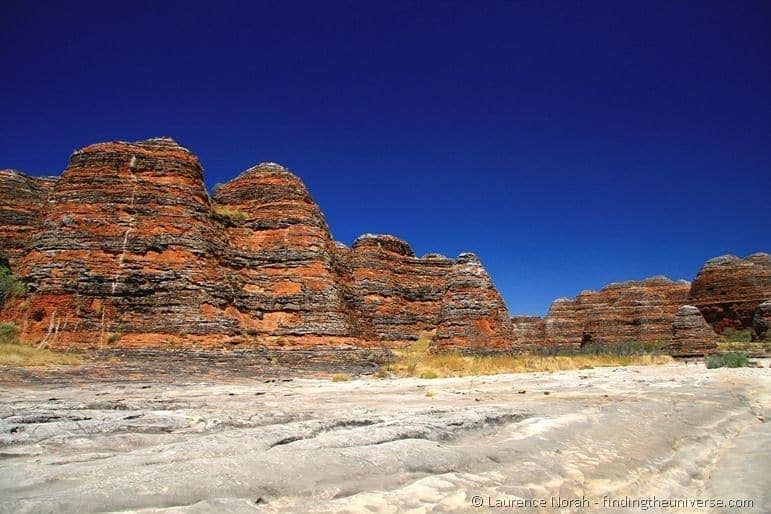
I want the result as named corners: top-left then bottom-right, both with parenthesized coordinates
top-left (1, 1), bottom-right (769, 316)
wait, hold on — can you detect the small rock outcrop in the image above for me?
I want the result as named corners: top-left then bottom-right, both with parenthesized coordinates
top-left (688, 253), bottom-right (771, 333)
top-left (667, 305), bottom-right (718, 356)
top-left (753, 300), bottom-right (771, 341)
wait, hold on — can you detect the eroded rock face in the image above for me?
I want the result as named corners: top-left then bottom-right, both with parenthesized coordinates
top-left (688, 253), bottom-right (771, 333)
top-left (753, 301), bottom-right (771, 342)
top-left (0, 170), bottom-right (57, 269)
top-left (211, 162), bottom-right (356, 339)
top-left (17, 137), bottom-right (235, 345)
top-left (542, 277), bottom-right (691, 350)
top-left (2, 138), bottom-right (513, 352)
top-left (511, 315), bottom-right (544, 349)
top-left (667, 305), bottom-right (718, 356)
top-left (342, 234), bottom-right (447, 341)
top-left (434, 253), bottom-right (514, 352)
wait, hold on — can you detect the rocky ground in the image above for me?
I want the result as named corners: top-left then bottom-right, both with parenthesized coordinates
top-left (0, 359), bottom-right (769, 513)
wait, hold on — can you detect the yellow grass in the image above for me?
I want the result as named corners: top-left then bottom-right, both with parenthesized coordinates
top-left (329, 372), bottom-right (350, 382)
top-left (0, 343), bottom-right (82, 367)
top-left (212, 206), bottom-right (248, 223)
top-left (385, 336), bottom-right (672, 378)
top-left (717, 341), bottom-right (769, 353)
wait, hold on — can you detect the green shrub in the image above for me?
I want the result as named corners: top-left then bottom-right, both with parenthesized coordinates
top-left (0, 265), bottom-right (25, 304)
top-left (705, 352), bottom-right (755, 369)
top-left (0, 322), bottom-right (19, 344)
top-left (720, 327), bottom-right (752, 344)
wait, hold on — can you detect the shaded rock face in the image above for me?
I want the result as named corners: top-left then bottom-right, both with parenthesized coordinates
top-left (0, 170), bottom-right (57, 269)
top-left (688, 253), bottom-right (771, 334)
top-left (511, 315), bottom-right (544, 349)
top-left (667, 305), bottom-right (718, 356)
top-left (753, 301), bottom-right (771, 342)
top-left (3, 138), bottom-right (513, 352)
top-left (542, 277), bottom-right (691, 350)
top-left (434, 253), bottom-right (514, 352)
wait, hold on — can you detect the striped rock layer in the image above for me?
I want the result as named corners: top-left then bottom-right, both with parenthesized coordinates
top-left (1, 138), bottom-right (513, 351)
top-left (541, 277), bottom-right (692, 349)
top-left (688, 253), bottom-right (771, 334)
top-left (0, 170), bottom-right (57, 267)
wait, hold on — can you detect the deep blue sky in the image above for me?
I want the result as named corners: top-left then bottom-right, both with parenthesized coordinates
top-left (1, 1), bottom-right (769, 315)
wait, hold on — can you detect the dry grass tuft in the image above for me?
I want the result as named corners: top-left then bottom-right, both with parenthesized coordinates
top-left (212, 206), bottom-right (248, 225)
top-left (329, 373), bottom-right (350, 382)
top-left (716, 341), bottom-right (768, 353)
top-left (385, 336), bottom-right (672, 378)
top-left (0, 343), bottom-right (82, 367)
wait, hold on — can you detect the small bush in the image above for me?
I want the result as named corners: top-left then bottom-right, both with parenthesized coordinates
top-left (0, 322), bottom-right (19, 344)
top-left (106, 333), bottom-right (121, 344)
top-left (330, 373), bottom-right (350, 382)
top-left (705, 352), bottom-right (755, 369)
top-left (419, 370), bottom-right (439, 379)
top-left (0, 265), bottom-right (25, 304)
top-left (213, 206), bottom-right (248, 225)
top-left (720, 327), bottom-right (752, 344)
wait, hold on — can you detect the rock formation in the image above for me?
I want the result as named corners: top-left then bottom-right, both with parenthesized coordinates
top-left (1, 137), bottom-right (513, 353)
top-left (667, 305), bottom-right (719, 355)
top-left (2, 136), bottom-right (767, 357)
top-left (688, 253), bottom-right (771, 334)
top-left (511, 315), bottom-right (544, 349)
top-left (541, 277), bottom-right (691, 350)
top-left (752, 300), bottom-right (770, 341)
top-left (16, 138), bottom-right (232, 346)
top-left (339, 234), bottom-right (452, 342)
top-left (0, 170), bottom-right (57, 269)
top-left (211, 162), bottom-right (357, 343)
top-left (434, 253), bottom-right (514, 353)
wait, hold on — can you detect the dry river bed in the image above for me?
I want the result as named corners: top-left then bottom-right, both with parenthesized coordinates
top-left (0, 359), bottom-right (769, 513)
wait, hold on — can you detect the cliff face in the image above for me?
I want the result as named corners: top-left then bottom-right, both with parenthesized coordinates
top-left (211, 163), bottom-right (356, 342)
top-left (2, 137), bottom-right (513, 351)
top-left (511, 315), bottom-right (544, 349)
top-left (340, 235), bottom-right (451, 342)
top-left (688, 253), bottom-right (771, 334)
top-left (0, 170), bottom-right (57, 268)
top-left (541, 277), bottom-right (692, 350)
top-left (4, 137), bottom-right (764, 356)
top-left (667, 305), bottom-right (719, 355)
top-left (753, 301), bottom-right (771, 342)
top-left (434, 253), bottom-right (514, 352)
top-left (16, 138), bottom-right (233, 345)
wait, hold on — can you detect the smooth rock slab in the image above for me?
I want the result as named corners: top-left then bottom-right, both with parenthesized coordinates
top-left (0, 360), bottom-right (769, 513)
